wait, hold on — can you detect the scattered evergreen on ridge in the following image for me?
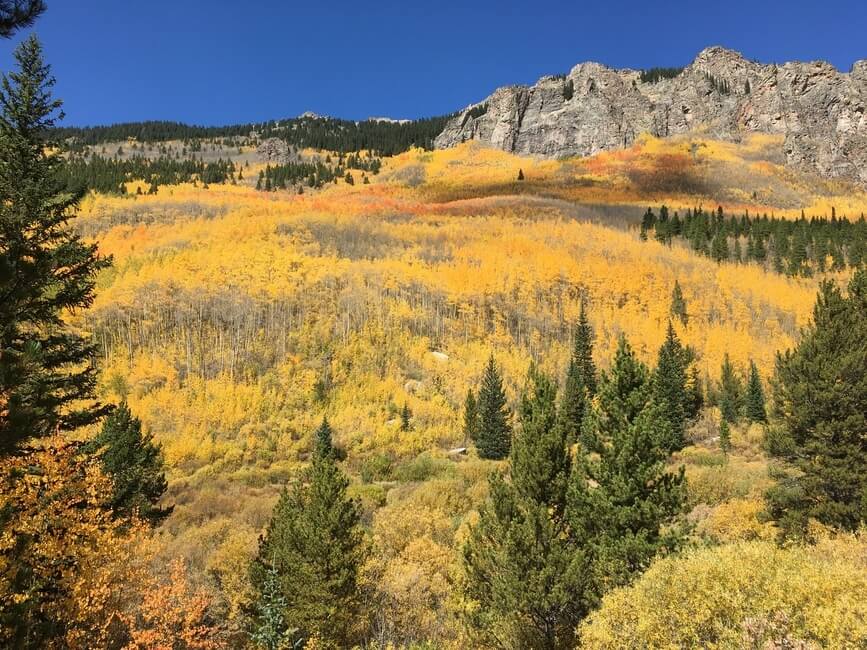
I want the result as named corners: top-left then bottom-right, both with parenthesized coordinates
top-left (639, 67), bottom-right (684, 83)
top-left (53, 113), bottom-right (453, 155)
top-left (641, 204), bottom-right (867, 277)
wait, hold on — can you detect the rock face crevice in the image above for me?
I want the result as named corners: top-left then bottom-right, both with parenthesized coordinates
top-left (434, 47), bottom-right (867, 183)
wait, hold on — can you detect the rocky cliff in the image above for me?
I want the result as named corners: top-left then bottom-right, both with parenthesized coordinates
top-left (434, 47), bottom-right (867, 183)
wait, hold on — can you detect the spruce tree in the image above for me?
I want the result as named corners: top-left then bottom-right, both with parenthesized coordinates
top-left (652, 321), bottom-right (688, 451)
top-left (0, 37), bottom-right (110, 452)
top-left (462, 368), bottom-right (591, 649)
top-left (684, 365), bottom-right (704, 419)
top-left (744, 360), bottom-right (767, 423)
top-left (82, 402), bottom-right (170, 525)
top-left (670, 280), bottom-right (688, 325)
top-left (250, 418), bottom-right (366, 647)
top-left (719, 418), bottom-right (731, 455)
top-left (766, 271), bottom-right (867, 537)
top-left (400, 401), bottom-right (411, 431)
top-left (0, 1), bottom-right (44, 39)
top-left (567, 398), bottom-right (685, 595)
top-left (313, 415), bottom-right (333, 458)
top-left (559, 304), bottom-right (597, 446)
top-left (718, 353), bottom-right (743, 423)
top-left (462, 389), bottom-right (479, 445)
top-left (593, 335), bottom-right (650, 443)
top-left (475, 355), bottom-right (511, 459)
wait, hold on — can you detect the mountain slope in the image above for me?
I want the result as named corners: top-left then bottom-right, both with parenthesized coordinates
top-left (434, 47), bottom-right (867, 183)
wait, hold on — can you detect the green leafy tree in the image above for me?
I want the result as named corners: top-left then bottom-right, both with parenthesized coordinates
top-left (249, 566), bottom-right (302, 650)
top-left (462, 367), bottom-right (591, 649)
top-left (652, 321), bottom-right (688, 451)
top-left (475, 355), bottom-right (511, 459)
top-left (82, 402), bottom-right (170, 525)
top-left (0, 36), bottom-right (110, 453)
top-left (250, 418), bottom-right (366, 647)
top-left (718, 353), bottom-right (743, 423)
top-left (766, 271), bottom-right (867, 538)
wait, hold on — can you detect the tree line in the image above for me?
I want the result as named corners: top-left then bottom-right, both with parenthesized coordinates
top-left (642, 204), bottom-right (867, 275)
top-left (52, 113), bottom-right (453, 156)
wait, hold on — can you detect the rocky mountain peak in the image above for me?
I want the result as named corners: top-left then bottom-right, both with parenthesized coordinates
top-left (434, 47), bottom-right (867, 183)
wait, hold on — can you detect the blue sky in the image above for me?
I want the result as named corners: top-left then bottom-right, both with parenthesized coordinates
top-left (1, 0), bottom-right (865, 126)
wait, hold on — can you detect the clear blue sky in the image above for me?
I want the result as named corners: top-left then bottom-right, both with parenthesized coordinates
top-left (1, 0), bottom-right (865, 126)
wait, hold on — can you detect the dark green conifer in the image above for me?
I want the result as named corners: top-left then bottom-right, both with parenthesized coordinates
top-left (718, 353), bottom-right (743, 423)
top-left (744, 360), bottom-right (767, 423)
top-left (652, 321), bottom-right (688, 451)
top-left (670, 280), bottom-right (688, 325)
top-left (475, 355), bottom-right (511, 459)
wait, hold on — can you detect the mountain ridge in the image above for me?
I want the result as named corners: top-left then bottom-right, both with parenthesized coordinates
top-left (435, 46), bottom-right (867, 183)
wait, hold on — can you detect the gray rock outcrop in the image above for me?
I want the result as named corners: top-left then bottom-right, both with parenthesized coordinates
top-left (434, 47), bottom-right (867, 183)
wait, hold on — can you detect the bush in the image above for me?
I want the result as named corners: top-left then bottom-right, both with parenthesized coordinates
top-left (392, 453), bottom-right (453, 483)
top-left (578, 533), bottom-right (867, 648)
top-left (360, 454), bottom-right (394, 483)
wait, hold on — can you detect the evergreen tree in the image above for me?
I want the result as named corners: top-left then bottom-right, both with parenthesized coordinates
top-left (462, 368), bottom-right (590, 649)
top-left (0, 1), bottom-right (45, 38)
top-left (559, 304), bottom-right (597, 445)
top-left (670, 280), bottom-right (688, 325)
top-left (593, 335), bottom-right (650, 443)
top-left (719, 418), bottom-right (732, 455)
top-left (313, 415), bottom-right (334, 458)
top-left (82, 403), bottom-right (170, 525)
top-left (250, 418), bottom-right (366, 647)
top-left (517, 168), bottom-right (524, 181)
top-left (652, 321), bottom-right (688, 451)
top-left (0, 37), bottom-right (110, 452)
top-left (567, 398), bottom-right (686, 595)
top-left (718, 353), bottom-right (743, 423)
top-left (744, 360), bottom-right (767, 423)
top-left (475, 355), bottom-right (511, 459)
top-left (684, 365), bottom-right (704, 420)
top-left (766, 271), bottom-right (867, 538)
top-left (400, 401), bottom-right (411, 432)
top-left (462, 389), bottom-right (479, 445)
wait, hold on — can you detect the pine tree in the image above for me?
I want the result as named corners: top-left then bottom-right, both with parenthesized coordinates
top-left (0, 37), bottom-right (110, 452)
top-left (652, 321), bottom-right (688, 451)
top-left (400, 402), bottom-right (411, 431)
top-left (517, 168), bottom-right (524, 181)
top-left (718, 353), bottom-right (743, 423)
top-left (475, 355), bottom-right (511, 459)
top-left (567, 398), bottom-right (685, 595)
top-left (0, 1), bottom-right (45, 38)
top-left (313, 416), bottom-right (333, 458)
top-left (82, 403), bottom-right (170, 525)
top-left (462, 389), bottom-right (479, 445)
top-left (593, 335), bottom-right (650, 443)
top-left (670, 280), bottom-right (688, 324)
top-left (766, 271), bottom-right (867, 538)
top-left (719, 418), bottom-right (731, 455)
top-left (744, 360), bottom-right (767, 423)
top-left (250, 418), bottom-right (366, 647)
top-left (684, 365), bottom-right (704, 419)
top-left (462, 368), bottom-right (590, 648)
top-left (559, 304), bottom-right (597, 445)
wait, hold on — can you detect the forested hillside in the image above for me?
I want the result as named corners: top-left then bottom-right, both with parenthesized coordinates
top-left (1, 8), bottom-right (867, 648)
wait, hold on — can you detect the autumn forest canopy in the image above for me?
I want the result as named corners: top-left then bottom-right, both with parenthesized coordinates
top-left (1, 3), bottom-right (867, 648)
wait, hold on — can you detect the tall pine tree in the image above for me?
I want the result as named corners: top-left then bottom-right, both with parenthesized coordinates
top-left (250, 418), bottom-right (366, 647)
top-left (652, 321), bottom-right (688, 451)
top-left (766, 271), bottom-right (867, 538)
top-left (560, 303), bottom-right (597, 446)
top-left (744, 360), bottom-right (767, 423)
top-left (475, 355), bottom-right (511, 459)
top-left (462, 367), bottom-right (591, 649)
top-left (592, 335), bottom-right (650, 444)
top-left (0, 36), bottom-right (110, 452)
top-left (718, 353), bottom-right (743, 423)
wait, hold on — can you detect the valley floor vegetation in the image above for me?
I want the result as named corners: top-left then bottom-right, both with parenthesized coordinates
top-left (1, 8), bottom-right (867, 649)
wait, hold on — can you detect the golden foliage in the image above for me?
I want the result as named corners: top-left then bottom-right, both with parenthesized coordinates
top-left (578, 532), bottom-right (867, 649)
